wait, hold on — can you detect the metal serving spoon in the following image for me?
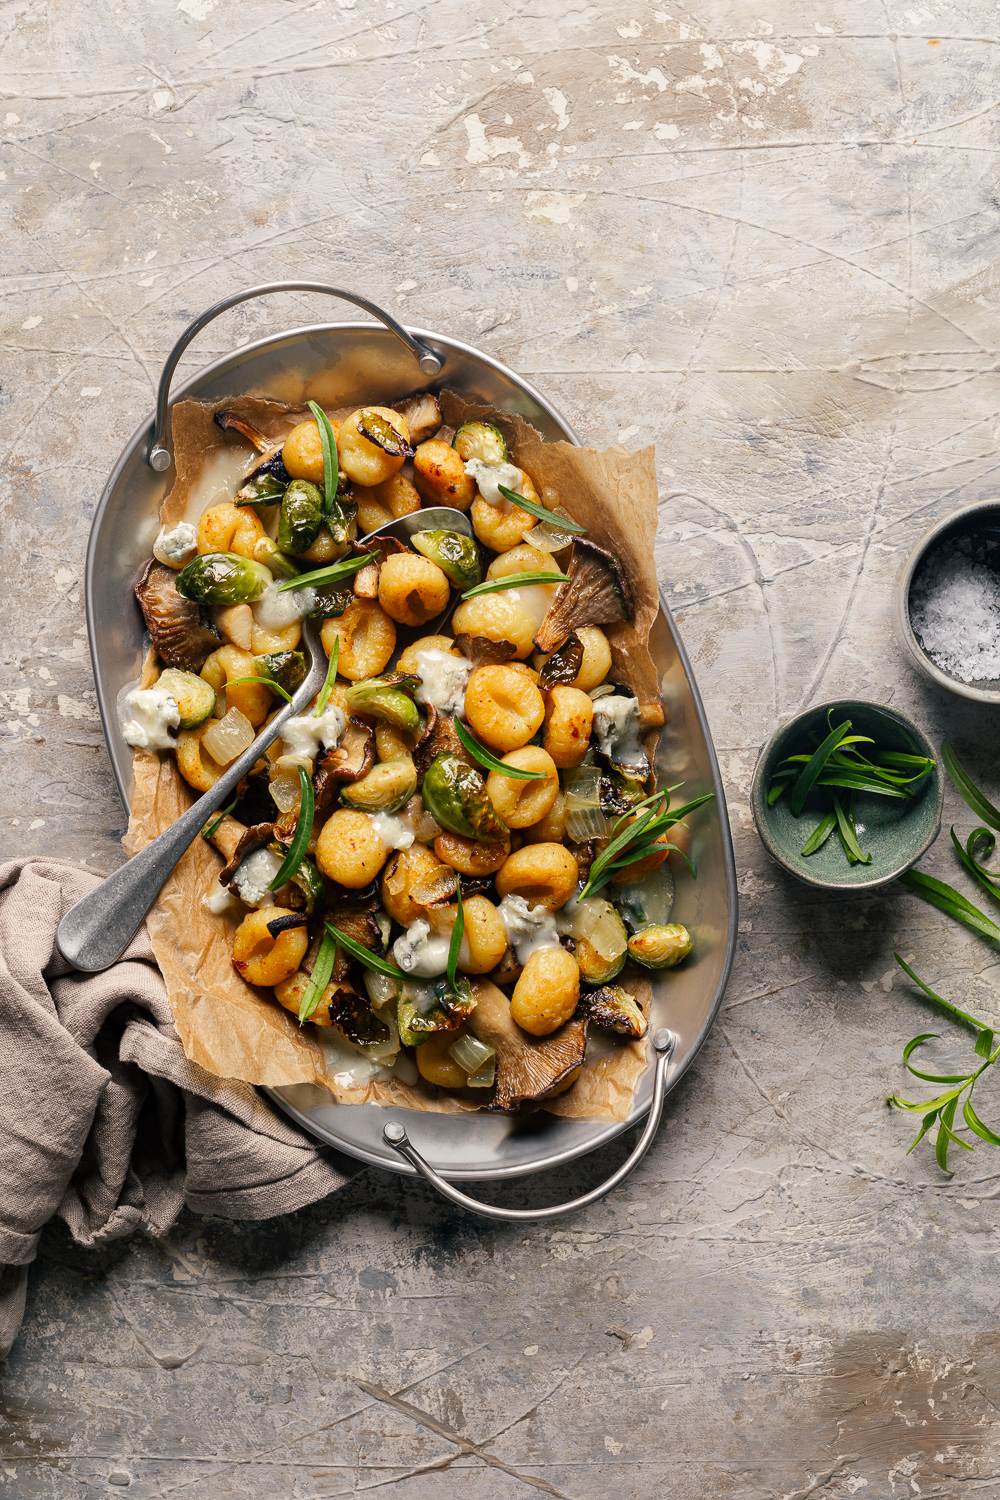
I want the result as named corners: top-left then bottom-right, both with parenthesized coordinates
top-left (57, 506), bottom-right (474, 973)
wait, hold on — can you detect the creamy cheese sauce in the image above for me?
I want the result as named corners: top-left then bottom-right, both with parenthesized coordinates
top-left (592, 693), bottom-right (645, 771)
top-left (119, 685), bottom-right (180, 751)
top-left (371, 811), bottom-right (415, 851)
top-left (497, 894), bottom-right (561, 962)
top-left (464, 457), bottom-right (526, 508)
top-left (202, 882), bottom-right (242, 917)
top-left (277, 704), bottom-right (345, 769)
top-left (232, 848), bottom-right (284, 907)
top-left (253, 581), bottom-right (315, 631)
top-left (152, 521), bottom-right (198, 569)
top-left (392, 918), bottom-right (451, 978)
top-left (411, 647), bottom-right (472, 716)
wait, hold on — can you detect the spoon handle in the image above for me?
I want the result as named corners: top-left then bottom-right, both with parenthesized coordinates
top-left (56, 707), bottom-right (295, 972)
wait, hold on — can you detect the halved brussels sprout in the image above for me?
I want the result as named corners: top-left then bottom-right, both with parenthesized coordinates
top-left (345, 677), bottom-right (421, 734)
top-left (561, 897), bottom-right (628, 985)
top-left (288, 854), bottom-right (325, 915)
top-left (255, 650), bottom-right (307, 695)
top-left (397, 976), bottom-right (476, 1048)
top-left (627, 923), bottom-right (692, 970)
top-left (453, 420), bottom-right (508, 465)
top-left (308, 587), bottom-right (354, 620)
top-left (177, 552), bottom-right (272, 606)
top-left (253, 537), bottom-right (300, 580)
top-left (421, 752), bottom-right (507, 841)
top-left (327, 499), bottom-right (358, 547)
top-left (328, 988), bottom-right (391, 1046)
top-left (340, 758), bottom-right (417, 813)
top-left (235, 471), bottom-right (286, 509)
top-left (155, 668), bottom-right (216, 730)
top-left (578, 985), bottom-right (648, 1039)
top-left (277, 479), bottom-right (324, 555)
top-left (411, 530), bottom-right (481, 590)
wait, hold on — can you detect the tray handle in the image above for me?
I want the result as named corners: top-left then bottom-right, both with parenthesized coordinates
top-left (147, 281), bottom-right (444, 471)
top-left (382, 1028), bottom-right (676, 1223)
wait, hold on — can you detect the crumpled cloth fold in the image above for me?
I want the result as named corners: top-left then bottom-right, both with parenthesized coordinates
top-left (0, 858), bottom-right (353, 1359)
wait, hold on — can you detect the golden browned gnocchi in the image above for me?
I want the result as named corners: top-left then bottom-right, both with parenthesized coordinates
top-left (282, 416), bottom-right (331, 484)
top-left (316, 809), bottom-right (388, 888)
top-left (175, 720), bottom-right (224, 791)
top-left (464, 664), bottom-right (545, 752)
top-left (197, 502), bottom-right (266, 561)
top-left (535, 626), bottom-right (612, 692)
top-left (496, 843), bottom-right (579, 911)
top-left (542, 686), bottom-right (594, 769)
top-left (233, 908), bottom-right (310, 987)
top-left (321, 600), bottom-right (396, 680)
top-left (486, 747), bottom-right (559, 828)
top-left (378, 552), bottom-right (451, 627)
top-left (412, 438), bottom-right (476, 509)
top-left (510, 947), bottom-right (580, 1036)
top-left (356, 472), bottom-right (422, 534)
top-left (200, 644), bottom-right (272, 727)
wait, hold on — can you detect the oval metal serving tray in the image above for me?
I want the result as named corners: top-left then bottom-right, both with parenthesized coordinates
top-left (86, 307), bottom-right (738, 1185)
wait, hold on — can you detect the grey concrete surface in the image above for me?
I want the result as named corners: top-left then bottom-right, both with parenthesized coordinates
top-left (3, 1), bottom-right (1000, 1495)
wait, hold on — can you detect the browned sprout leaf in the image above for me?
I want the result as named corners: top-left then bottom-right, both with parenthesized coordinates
top-left (357, 409), bottom-right (414, 458)
top-left (328, 988), bottom-right (391, 1045)
top-left (538, 631), bottom-right (584, 688)
top-left (578, 985), bottom-right (648, 1040)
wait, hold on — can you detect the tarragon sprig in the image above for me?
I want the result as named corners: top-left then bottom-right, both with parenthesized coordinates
top-left (578, 787), bottom-right (714, 900)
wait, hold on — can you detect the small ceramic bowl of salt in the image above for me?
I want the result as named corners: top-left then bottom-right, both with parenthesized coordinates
top-left (899, 500), bottom-right (1000, 703)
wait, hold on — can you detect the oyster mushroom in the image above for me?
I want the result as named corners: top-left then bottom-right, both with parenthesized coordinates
top-left (467, 981), bottom-right (588, 1112)
top-left (134, 559), bottom-right (220, 672)
top-left (392, 391), bottom-right (443, 443)
top-left (314, 717), bottom-right (376, 817)
top-left (218, 822), bottom-right (274, 886)
top-left (452, 633), bottom-right (517, 666)
top-left (215, 409), bottom-right (290, 492)
top-left (533, 538), bottom-right (634, 654)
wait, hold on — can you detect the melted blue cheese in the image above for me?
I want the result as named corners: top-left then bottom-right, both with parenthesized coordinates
top-left (152, 521), bottom-right (198, 569)
top-left (497, 895), bottom-right (561, 963)
top-left (591, 693), bottom-right (646, 772)
top-left (253, 582), bottom-right (316, 631)
top-left (392, 919), bottom-right (450, 978)
top-left (231, 848), bottom-right (284, 907)
top-left (120, 686), bottom-right (180, 751)
top-left (464, 458), bottom-right (527, 507)
top-left (277, 704), bottom-right (345, 769)
top-left (412, 647), bottom-right (471, 716)
top-left (372, 812), bottom-right (415, 851)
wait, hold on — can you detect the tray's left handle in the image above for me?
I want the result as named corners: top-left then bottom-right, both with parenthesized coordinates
top-left (383, 1028), bottom-right (676, 1223)
top-left (147, 281), bottom-right (444, 471)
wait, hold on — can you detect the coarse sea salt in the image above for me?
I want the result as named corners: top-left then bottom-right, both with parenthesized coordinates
top-left (909, 535), bottom-right (1000, 682)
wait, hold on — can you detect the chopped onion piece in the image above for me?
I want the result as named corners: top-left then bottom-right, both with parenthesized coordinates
top-left (449, 1033), bottom-right (496, 1080)
top-left (202, 706), bottom-right (255, 766)
top-left (563, 764), bottom-right (615, 841)
top-left (467, 1056), bottom-right (496, 1088)
top-left (364, 969), bottom-right (401, 1012)
top-left (269, 769), bottom-right (302, 814)
top-left (526, 518), bottom-right (576, 553)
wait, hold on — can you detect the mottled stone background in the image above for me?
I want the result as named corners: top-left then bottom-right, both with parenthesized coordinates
top-left (3, 0), bottom-right (1000, 1495)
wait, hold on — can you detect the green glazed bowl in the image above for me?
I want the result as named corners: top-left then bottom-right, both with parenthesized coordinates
top-left (750, 699), bottom-right (942, 890)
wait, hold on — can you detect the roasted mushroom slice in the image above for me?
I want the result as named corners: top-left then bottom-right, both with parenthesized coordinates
top-left (215, 410), bottom-right (291, 496)
top-left (219, 822), bottom-right (274, 886)
top-left (533, 539), bottom-right (634, 654)
top-left (392, 391), bottom-right (442, 444)
top-left (452, 633), bottom-right (518, 666)
top-left (314, 717), bottom-right (376, 816)
top-left (135, 560), bottom-right (220, 672)
top-left (467, 981), bottom-right (588, 1112)
top-left (577, 984), bottom-right (648, 1040)
top-left (537, 631), bottom-right (584, 688)
top-left (413, 703), bottom-right (470, 776)
top-left (214, 410), bottom-right (273, 454)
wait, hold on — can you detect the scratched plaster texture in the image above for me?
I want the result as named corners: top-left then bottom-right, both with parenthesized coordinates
top-left (3, 0), bottom-right (1000, 1495)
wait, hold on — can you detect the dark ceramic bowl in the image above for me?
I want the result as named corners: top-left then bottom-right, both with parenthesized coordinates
top-left (897, 499), bottom-right (1000, 704)
top-left (750, 699), bottom-right (942, 890)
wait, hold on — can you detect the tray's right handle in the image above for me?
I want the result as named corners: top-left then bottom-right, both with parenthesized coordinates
top-left (147, 281), bottom-right (444, 471)
top-left (383, 1028), bottom-right (676, 1223)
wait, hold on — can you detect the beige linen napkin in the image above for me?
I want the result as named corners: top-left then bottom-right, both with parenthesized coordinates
top-left (0, 858), bottom-right (354, 1360)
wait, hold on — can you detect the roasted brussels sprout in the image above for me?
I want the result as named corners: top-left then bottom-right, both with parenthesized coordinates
top-left (411, 529), bottom-right (481, 590)
top-left (254, 650), bottom-right (307, 695)
top-left (253, 537), bottom-right (300, 580)
top-left (392, 391), bottom-right (442, 443)
top-left (578, 985), bottom-right (648, 1040)
top-left (235, 471), bottom-right (286, 509)
top-left (537, 632), bottom-right (584, 689)
top-left (286, 854), bottom-right (325, 915)
top-left (277, 479), bottom-right (324, 555)
top-left (328, 988), bottom-right (391, 1046)
top-left (561, 897), bottom-right (628, 984)
top-left (326, 498), bottom-right (358, 548)
top-left (155, 668), bottom-right (216, 730)
top-left (308, 587), bottom-right (354, 620)
top-left (421, 753), bottom-right (507, 841)
top-left (397, 975), bottom-right (476, 1048)
top-left (627, 923), bottom-right (692, 970)
top-left (453, 420), bottom-right (508, 465)
top-left (177, 552), bottom-right (272, 606)
top-left (340, 758), bottom-right (418, 813)
top-left (344, 676), bottom-right (421, 733)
